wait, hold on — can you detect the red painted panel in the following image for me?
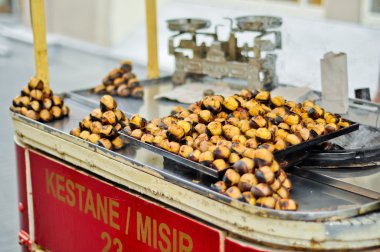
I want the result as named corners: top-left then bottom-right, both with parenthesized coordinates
top-left (29, 150), bottom-right (223, 252)
top-left (15, 144), bottom-right (29, 233)
top-left (225, 237), bottom-right (269, 252)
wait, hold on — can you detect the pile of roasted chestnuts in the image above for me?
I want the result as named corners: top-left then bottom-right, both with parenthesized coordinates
top-left (92, 60), bottom-right (144, 99)
top-left (70, 95), bottom-right (127, 150)
top-left (122, 89), bottom-right (351, 211)
top-left (10, 77), bottom-right (69, 122)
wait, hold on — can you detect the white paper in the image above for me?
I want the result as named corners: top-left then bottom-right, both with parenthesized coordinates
top-left (320, 52), bottom-right (349, 114)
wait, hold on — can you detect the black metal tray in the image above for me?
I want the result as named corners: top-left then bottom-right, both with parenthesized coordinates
top-left (120, 121), bottom-right (358, 179)
top-left (274, 121), bottom-right (359, 158)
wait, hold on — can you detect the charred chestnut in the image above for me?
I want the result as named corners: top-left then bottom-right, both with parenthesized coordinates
top-left (100, 95), bottom-right (117, 112)
top-left (251, 183), bottom-right (273, 198)
top-left (275, 199), bottom-right (297, 211)
top-left (223, 169), bottom-right (241, 187)
top-left (129, 114), bottom-right (147, 129)
top-left (97, 138), bottom-right (113, 150)
top-left (211, 159), bottom-right (229, 172)
top-left (232, 157), bottom-right (254, 174)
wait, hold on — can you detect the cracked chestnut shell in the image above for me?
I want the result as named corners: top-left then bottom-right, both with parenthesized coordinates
top-left (101, 111), bottom-right (117, 125)
top-left (28, 77), bottom-right (44, 90)
top-left (100, 125), bottom-right (118, 138)
top-left (255, 128), bottom-right (272, 142)
top-left (211, 159), bottom-right (229, 172)
top-left (199, 110), bottom-right (213, 124)
top-left (201, 96), bottom-right (222, 113)
top-left (233, 157), bottom-right (254, 174)
top-left (141, 134), bottom-right (154, 144)
top-left (100, 95), bottom-right (117, 112)
top-left (167, 124), bottom-right (185, 142)
top-left (130, 129), bottom-right (143, 140)
top-left (222, 96), bottom-right (239, 112)
top-left (117, 84), bottom-right (131, 97)
top-left (223, 169), bottom-right (241, 187)
top-left (25, 110), bottom-right (39, 120)
top-left (207, 121), bottom-right (223, 136)
top-left (129, 114), bottom-right (147, 130)
top-left (30, 89), bottom-right (43, 101)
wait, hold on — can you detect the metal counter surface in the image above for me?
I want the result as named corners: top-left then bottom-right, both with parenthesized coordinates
top-left (22, 77), bottom-right (378, 221)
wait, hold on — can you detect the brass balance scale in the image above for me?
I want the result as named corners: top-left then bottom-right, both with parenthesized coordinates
top-left (167, 16), bottom-right (282, 90)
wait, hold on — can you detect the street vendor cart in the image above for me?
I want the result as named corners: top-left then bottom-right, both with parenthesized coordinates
top-left (11, 1), bottom-right (380, 251)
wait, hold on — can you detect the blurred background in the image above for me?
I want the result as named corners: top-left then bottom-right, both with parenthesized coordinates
top-left (0, 0), bottom-right (380, 251)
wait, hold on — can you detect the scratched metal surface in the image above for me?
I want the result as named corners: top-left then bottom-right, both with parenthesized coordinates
top-left (12, 77), bottom-right (377, 221)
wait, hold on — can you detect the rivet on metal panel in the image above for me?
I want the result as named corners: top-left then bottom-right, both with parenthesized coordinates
top-left (18, 202), bottom-right (24, 212)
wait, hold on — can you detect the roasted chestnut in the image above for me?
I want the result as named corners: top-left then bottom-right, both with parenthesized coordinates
top-left (255, 166), bottom-right (275, 184)
top-left (97, 138), bottom-right (113, 150)
top-left (256, 196), bottom-right (276, 209)
top-left (207, 121), bottom-right (223, 136)
top-left (222, 125), bottom-right (241, 140)
top-left (28, 77), bottom-right (44, 90)
top-left (242, 192), bottom-right (256, 205)
top-left (286, 134), bottom-right (301, 145)
top-left (255, 90), bottom-right (270, 103)
top-left (70, 127), bottom-right (81, 137)
top-left (28, 100), bottom-right (41, 112)
top-left (222, 96), bottom-right (239, 111)
top-left (101, 111), bottom-right (117, 125)
top-left (131, 86), bottom-right (144, 99)
top-left (179, 145), bottom-right (193, 158)
top-left (213, 145), bottom-right (231, 160)
top-left (255, 128), bottom-right (272, 142)
top-left (93, 84), bottom-right (106, 94)
top-left (211, 159), bottom-right (229, 172)
top-left (199, 110), bottom-right (213, 123)
top-left (188, 149), bottom-right (201, 162)
top-left (99, 125), bottom-right (117, 138)
top-left (270, 96), bottom-right (285, 107)
top-left (167, 124), bottom-right (185, 142)
top-left (238, 173), bottom-right (258, 192)
top-left (275, 199), bottom-right (297, 211)
top-left (129, 114), bottom-right (147, 129)
top-left (30, 89), bottom-right (43, 101)
top-left (50, 106), bottom-right (62, 119)
top-left (202, 96), bottom-right (222, 113)
top-left (225, 186), bottom-right (243, 200)
top-left (223, 169), bottom-right (241, 187)
top-left (198, 151), bottom-right (214, 166)
top-left (130, 129), bottom-right (143, 140)
top-left (211, 181), bottom-right (227, 193)
top-left (228, 153), bottom-right (241, 164)
top-left (141, 134), bottom-right (154, 144)
top-left (79, 130), bottom-right (91, 140)
top-left (232, 157), bottom-right (254, 174)
top-left (117, 84), bottom-right (131, 97)
top-left (251, 183), bottom-right (273, 198)
top-left (168, 141), bottom-right (181, 154)
top-left (242, 148), bottom-right (255, 159)
top-left (284, 113), bottom-right (300, 126)
top-left (254, 148), bottom-right (274, 167)
top-left (40, 109), bottom-right (53, 122)
top-left (100, 95), bottom-right (117, 112)
top-left (88, 133), bottom-right (101, 144)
